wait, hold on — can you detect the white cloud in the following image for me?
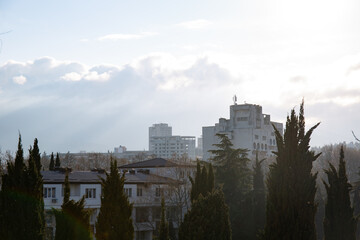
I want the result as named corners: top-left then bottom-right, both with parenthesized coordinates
top-left (13, 75), bottom-right (27, 85)
top-left (84, 71), bottom-right (110, 81)
top-left (177, 19), bottom-right (212, 29)
top-left (61, 72), bottom-right (82, 81)
top-left (98, 32), bottom-right (158, 41)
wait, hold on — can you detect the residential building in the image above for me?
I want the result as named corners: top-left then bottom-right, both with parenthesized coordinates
top-left (149, 124), bottom-right (196, 160)
top-left (202, 103), bottom-right (283, 161)
top-left (43, 168), bottom-right (183, 240)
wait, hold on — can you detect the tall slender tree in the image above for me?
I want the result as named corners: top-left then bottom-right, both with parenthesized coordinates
top-left (252, 152), bottom-right (266, 238)
top-left (55, 152), bottom-right (61, 168)
top-left (264, 100), bottom-right (320, 240)
top-left (49, 152), bottom-right (55, 171)
top-left (189, 161), bottom-right (215, 201)
top-left (54, 170), bottom-right (92, 240)
top-left (323, 146), bottom-right (357, 240)
top-left (96, 158), bottom-right (133, 240)
top-left (158, 197), bottom-right (169, 240)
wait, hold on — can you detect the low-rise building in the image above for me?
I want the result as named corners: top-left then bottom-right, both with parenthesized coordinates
top-left (43, 168), bottom-right (184, 240)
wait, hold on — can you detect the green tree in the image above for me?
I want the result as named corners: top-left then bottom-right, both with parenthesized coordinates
top-left (54, 170), bottom-right (92, 240)
top-left (49, 152), bottom-right (55, 170)
top-left (179, 189), bottom-right (231, 240)
top-left (0, 135), bottom-right (45, 240)
top-left (189, 161), bottom-right (215, 202)
top-left (55, 152), bottom-right (61, 168)
top-left (209, 133), bottom-right (251, 239)
top-left (252, 152), bottom-right (266, 238)
top-left (264, 100), bottom-right (320, 240)
top-left (158, 197), bottom-right (169, 240)
top-left (323, 146), bottom-right (357, 240)
top-left (96, 158), bottom-right (133, 240)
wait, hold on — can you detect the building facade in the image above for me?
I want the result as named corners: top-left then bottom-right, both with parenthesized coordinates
top-left (43, 168), bottom-right (185, 240)
top-left (202, 103), bottom-right (283, 161)
top-left (149, 123), bottom-right (196, 160)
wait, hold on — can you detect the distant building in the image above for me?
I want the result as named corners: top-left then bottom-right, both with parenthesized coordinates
top-left (202, 103), bottom-right (283, 161)
top-left (149, 123), bottom-right (196, 160)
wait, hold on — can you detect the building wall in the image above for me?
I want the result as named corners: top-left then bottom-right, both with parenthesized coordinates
top-left (149, 135), bottom-right (196, 160)
top-left (202, 103), bottom-right (283, 161)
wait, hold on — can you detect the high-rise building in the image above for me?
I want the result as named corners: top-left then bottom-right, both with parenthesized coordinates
top-left (202, 103), bottom-right (283, 161)
top-left (149, 123), bottom-right (196, 160)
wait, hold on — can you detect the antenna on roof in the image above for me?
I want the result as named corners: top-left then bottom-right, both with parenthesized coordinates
top-left (233, 95), bottom-right (237, 105)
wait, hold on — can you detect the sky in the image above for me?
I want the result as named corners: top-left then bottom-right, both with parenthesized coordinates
top-left (0, 0), bottom-right (360, 154)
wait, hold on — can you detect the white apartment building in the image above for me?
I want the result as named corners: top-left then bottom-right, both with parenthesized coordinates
top-left (43, 168), bottom-right (184, 240)
top-left (149, 124), bottom-right (196, 160)
top-left (202, 103), bottom-right (283, 161)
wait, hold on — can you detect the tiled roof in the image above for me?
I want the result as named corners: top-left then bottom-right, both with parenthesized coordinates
top-left (41, 170), bottom-right (175, 184)
top-left (118, 158), bottom-right (178, 168)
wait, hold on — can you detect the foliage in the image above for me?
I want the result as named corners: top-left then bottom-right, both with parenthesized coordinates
top-left (264, 100), bottom-right (320, 240)
top-left (0, 135), bottom-right (45, 240)
top-left (179, 189), bottom-right (231, 240)
top-left (323, 146), bottom-right (357, 240)
top-left (49, 152), bottom-right (55, 170)
top-left (95, 158), bottom-right (133, 240)
top-left (189, 161), bottom-right (215, 201)
top-left (252, 152), bottom-right (266, 238)
top-left (209, 133), bottom-right (251, 239)
top-left (54, 170), bottom-right (92, 240)
top-left (158, 197), bottom-right (169, 240)
top-left (55, 152), bottom-right (61, 168)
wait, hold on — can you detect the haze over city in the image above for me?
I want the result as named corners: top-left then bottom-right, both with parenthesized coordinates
top-left (1, 0), bottom-right (360, 153)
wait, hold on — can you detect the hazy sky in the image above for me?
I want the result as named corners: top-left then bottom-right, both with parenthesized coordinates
top-left (0, 0), bottom-right (360, 154)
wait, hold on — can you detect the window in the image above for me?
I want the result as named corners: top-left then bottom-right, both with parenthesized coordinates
top-left (137, 188), bottom-right (143, 197)
top-left (257, 143), bottom-right (260, 150)
top-left (85, 188), bottom-right (96, 199)
top-left (265, 144), bottom-right (268, 150)
top-left (255, 135), bottom-right (259, 140)
top-left (124, 188), bottom-right (132, 198)
top-left (44, 187), bottom-right (56, 198)
top-left (253, 142), bottom-right (256, 149)
top-left (262, 136), bottom-right (266, 141)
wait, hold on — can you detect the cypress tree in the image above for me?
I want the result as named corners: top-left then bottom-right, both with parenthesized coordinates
top-left (323, 146), bottom-right (357, 240)
top-left (252, 152), bottom-right (266, 238)
top-left (54, 170), bottom-right (92, 240)
top-left (189, 161), bottom-right (202, 202)
top-left (264, 100), bottom-right (320, 240)
top-left (49, 152), bottom-right (55, 171)
top-left (189, 162), bottom-right (214, 201)
top-left (207, 163), bottom-right (214, 193)
top-left (26, 138), bottom-right (45, 240)
top-left (179, 189), bottom-right (231, 240)
top-left (158, 197), bottom-right (169, 240)
top-left (55, 152), bottom-right (61, 168)
top-left (96, 158), bottom-right (134, 240)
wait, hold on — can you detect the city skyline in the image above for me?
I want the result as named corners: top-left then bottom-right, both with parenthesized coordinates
top-left (0, 0), bottom-right (360, 153)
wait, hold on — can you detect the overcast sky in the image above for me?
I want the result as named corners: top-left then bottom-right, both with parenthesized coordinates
top-left (0, 0), bottom-right (360, 154)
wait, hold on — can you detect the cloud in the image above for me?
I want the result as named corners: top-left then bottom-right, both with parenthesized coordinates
top-left (177, 19), bottom-right (212, 29)
top-left (83, 71), bottom-right (110, 81)
top-left (98, 32), bottom-right (158, 41)
top-left (13, 75), bottom-right (27, 85)
top-left (61, 72), bottom-right (82, 81)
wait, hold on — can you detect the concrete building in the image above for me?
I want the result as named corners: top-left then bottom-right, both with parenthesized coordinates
top-left (149, 124), bottom-right (196, 160)
top-left (202, 103), bottom-right (283, 161)
top-left (43, 168), bottom-right (184, 240)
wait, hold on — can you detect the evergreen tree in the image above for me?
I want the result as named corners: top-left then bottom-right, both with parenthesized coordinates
top-left (55, 152), bottom-right (61, 168)
top-left (0, 135), bottom-right (45, 240)
top-left (323, 146), bottom-right (357, 240)
top-left (158, 197), bottom-right (169, 240)
top-left (26, 138), bottom-right (45, 240)
top-left (179, 189), bottom-right (231, 240)
top-left (252, 152), bottom-right (266, 238)
top-left (96, 158), bottom-right (134, 240)
top-left (54, 170), bottom-right (92, 240)
top-left (264, 100), bottom-right (320, 240)
top-left (49, 152), bottom-right (55, 171)
top-left (209, 133), bottom-right (251, 239)
top-left (189, 161), bottom-right (215, 201)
